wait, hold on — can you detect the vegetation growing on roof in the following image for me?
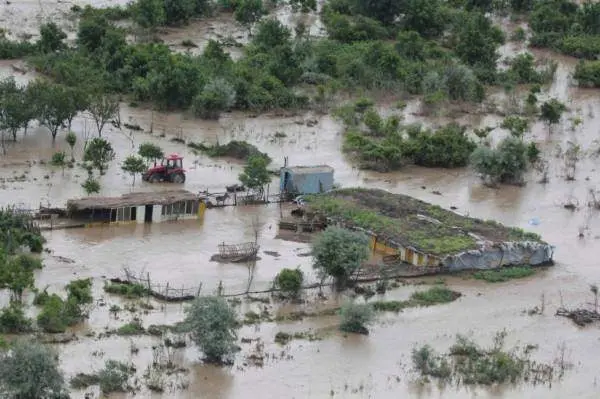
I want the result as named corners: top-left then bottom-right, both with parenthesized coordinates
top-left (305, 188), bottom-right (542, 256)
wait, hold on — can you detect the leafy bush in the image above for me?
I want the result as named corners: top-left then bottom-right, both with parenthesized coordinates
top-left (410, 286), bottom-right (460, 305)
top-left (339, 300), bottom-right (374, 334)
top-left (574, 60), bottom-right (600, 87)
top-left (402, 124), bottom-right (476, 168)
top-left (116, 319), bottom-right (145, 335)
top-left (66, 278), bottom-right (93, 305)
top-left (98, 360), bottom-right (135, 394)
top-left (470, 137), bottom-right (531, 185)
top-left (183, 296), bottom-right (239, 363)
top-left (36, 290), bottom-right (86, 333)
top-left (0, 304), bottom-right (32, 333)
top-left (312, 227), bottom-right (370, 287)
top-left (192, 78), bottom-right (236, 119)
top-left (501, 52), bottom-right (556, 84)
top-left (103, 282), bottom-right (149, 298)
top-left (0, 340), bottom-right (68, 398)
top-left (274, 268), bottom-right (304, 298)
top-left (188, 140), bottom-right (271, 163)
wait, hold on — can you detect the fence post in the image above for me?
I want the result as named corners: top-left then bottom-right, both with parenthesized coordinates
top-left (165, 282), bottom-right (169, 298)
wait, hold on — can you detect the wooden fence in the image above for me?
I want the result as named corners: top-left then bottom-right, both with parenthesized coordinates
top-left (119, 269), bottom-right (202, 302)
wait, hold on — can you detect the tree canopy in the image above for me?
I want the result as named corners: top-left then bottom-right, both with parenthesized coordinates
top-left (183, 296), bottom-right (239, 364)
top-left (312, 226), bottom-right (370, 287)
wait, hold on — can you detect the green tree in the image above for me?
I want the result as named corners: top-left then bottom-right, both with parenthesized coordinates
top-left (312, 226), bottom-right (370, 288)
top-left (0, 303), bottom-right (32, 333)
top-left (164, 0), bottom-right (196, 25)
top-left (339, 300), bottom-right (374, 334)
top-left (401, 0), bottom-right (446, 38)
top-left (0, 79), bottom-right (32, 145)
top-left (134, 0), bottom-right (166, 29)
top-left (88, 95), bottom-right (119, 137)
top-left (500, 116), bottom-right (529, 139)
top-left (470, 136), bottom-right (529, 186)
top-left (121, 155), bottom-right (146, 186)
top-left (29, 80), bottom-right (72, 141)
top-left (353, 0), bottom-right (404, 25)
top-left (540, 98), bottom-right (567, 132)
top-left (183, 296), bottom-right (239, 364)
top-left (138, 142), bottom-right (164, 165)
top-left (239, 155), bottom-right (271, 194)
top-left (82, 176), bottom-right (101, 196)
top-left (192, 78), bottom-right (236, 119)
top-left (0, 340), bottom-right (67, 398)
top-left (251, 18), bottom-right (291, 50)
top-left (234, 0), bottom-right (265, 33)
top-left (0, 252), bottom-right (42, 303)
top-left (83, 137), bottom-right (115, 174)
top-left (50, 151), bottom-right (67, 176)
top-left (454, 12), bottom-right (504, 83)
top-left (274, 268), bottom-right (304, 298)
top-left (38, 22), bottom-right (67, 53)
top-left (65, 131), bottom-right (77, 162)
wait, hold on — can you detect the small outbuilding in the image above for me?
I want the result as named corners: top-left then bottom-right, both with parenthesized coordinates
top-left (280, 165), bottom-right (334, 196)
top-left (66, 190), bottom-right (206, 225)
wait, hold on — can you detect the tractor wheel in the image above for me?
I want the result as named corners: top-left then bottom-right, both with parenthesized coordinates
top-left (170, 172), bottom-right (185, 184)
top-left (148, 174), bottom-right (161, 183)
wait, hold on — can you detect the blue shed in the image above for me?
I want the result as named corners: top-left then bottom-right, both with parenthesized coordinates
top-left (280, 165), bottom-right (334, 195)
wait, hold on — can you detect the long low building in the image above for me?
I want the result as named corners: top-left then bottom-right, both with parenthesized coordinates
top-left (304, 188), bottom-right (554, 271)
top-left (66, 190), bottom-right (206, 225)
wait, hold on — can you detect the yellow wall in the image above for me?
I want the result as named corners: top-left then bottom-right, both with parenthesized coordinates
top-left (198, 201), bottom-right (206, 219)
top-left (369, 236), bottom-right (398, 255)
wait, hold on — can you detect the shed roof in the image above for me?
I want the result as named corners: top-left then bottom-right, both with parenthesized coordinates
top-left (67, 190), bottom-right (199, 210)
top-left (283, 165), bottom-right (334, 174)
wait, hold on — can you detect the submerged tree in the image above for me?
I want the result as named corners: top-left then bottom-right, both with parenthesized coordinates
top-left (29, 80), bottom-right (74, 141)
top-left (339, 300), bottom-right (374, 335)
top-left (138, 142), bottom-right (164, 165)
top-left (183, 296), bottom-right (239, 364)
top-left (540, 98), bottom-right (566, 133)
top-left (121, 155), bottom-right (146, 186)
top-left (83, 137), bottom-right (115, 174)
top-left (0, 252), bottom-right (42, 303)
top-left (192, 78), bottom-right (236, 120)
top-left (500, 115), bottom-right (529, 139)
top-left (470, 137), bottom-right (532, 186)
top-left (239, 155), bottom-right (271, 195)
top-left (274, 268), bottom-right (304, 298)
top-left (563, 141), bottom-right (581, 181)
top-left (88, 95), bottom-right (120, 137)
top-left (234, 0), bottom-right (265, 33)
top-left (0, 340), bottom-right (67, 398)
top-left (312, 226), bottom-right (370, 289)
top-left (65, 131), bottom-right (77, 162)
top-left (82, 176), bottom-right (101, 196)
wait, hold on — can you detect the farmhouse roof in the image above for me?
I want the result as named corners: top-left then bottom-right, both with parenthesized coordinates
top-left (67, 190), bottom-right (199, 210)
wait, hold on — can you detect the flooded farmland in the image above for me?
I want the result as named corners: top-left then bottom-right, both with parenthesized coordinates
top-left (1, 1), bottom-right (600, 399)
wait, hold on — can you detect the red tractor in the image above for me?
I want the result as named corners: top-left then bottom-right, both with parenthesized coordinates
top-left (142, 153), bottom-right (186, 183)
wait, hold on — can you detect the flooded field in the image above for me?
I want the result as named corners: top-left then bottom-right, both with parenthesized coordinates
top-left (1, 1), bottom-right (600, 399)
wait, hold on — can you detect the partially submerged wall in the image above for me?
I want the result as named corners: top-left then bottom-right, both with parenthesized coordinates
top-left (441, 241), bottom-right (554, 270)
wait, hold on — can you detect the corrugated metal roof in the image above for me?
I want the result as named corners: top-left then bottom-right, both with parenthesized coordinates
top-left (284, 165), bottom-right (334, 174)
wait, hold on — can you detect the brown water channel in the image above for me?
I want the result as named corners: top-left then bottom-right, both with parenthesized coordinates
top-left (1, 3), bottom-right (600, 399)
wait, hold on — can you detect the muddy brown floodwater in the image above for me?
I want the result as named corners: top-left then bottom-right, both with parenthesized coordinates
top-left (1, 3), bottom-right (600, 399)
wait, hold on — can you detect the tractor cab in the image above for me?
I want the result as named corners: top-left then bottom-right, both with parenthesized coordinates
top-left (163, 154), bottom-right (183, 169)
top-left (143, 154), bottom-right (186, 184)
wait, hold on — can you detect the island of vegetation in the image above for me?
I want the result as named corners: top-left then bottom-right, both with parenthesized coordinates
top-left (304, 188), bottom-right (553, 270)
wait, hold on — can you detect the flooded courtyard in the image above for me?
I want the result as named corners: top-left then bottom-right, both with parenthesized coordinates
top-left (1, 1), bottom-right (600, 398)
